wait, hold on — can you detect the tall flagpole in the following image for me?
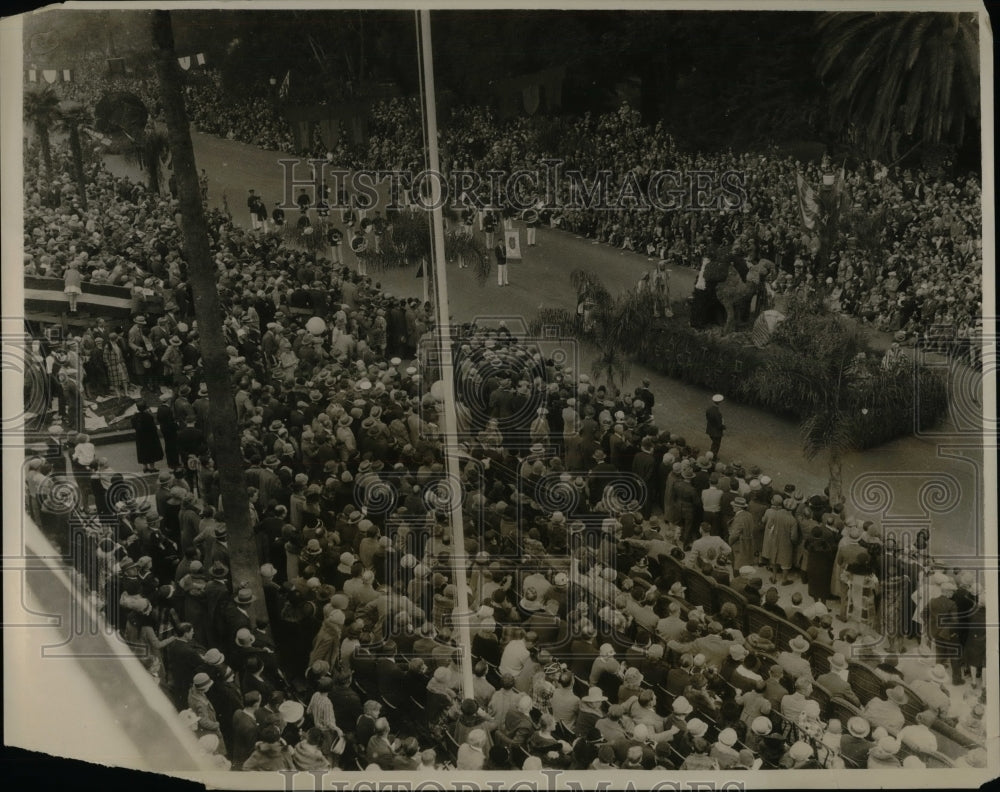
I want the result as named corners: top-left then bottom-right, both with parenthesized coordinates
top-left (417, 9), bottom-right (474, 700)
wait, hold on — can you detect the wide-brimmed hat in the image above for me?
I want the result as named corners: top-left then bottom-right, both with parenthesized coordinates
top-left (278, 700), bottom-right (305, 724)
top-left (847, 717), bottom-right (870, 738)
top-left (886, 686), bottom-right (908, 706)
top-left (133, 315), bottom-right (147, 326)
top-left (732, 496), bottom-right (749, 509)
top-left (788, 635), bottom-right (810, 653)
top-left (672, 696), bottom-right (693, 715)
top-left (788, 741), bottom-right (813, 762)
top-left (582, 687), bottom-right (607, 703)
top-left (929, 664), bottom-right (950, 685)
top-left (687, 718), bottom-right (708, 738)
top-left (233, 587), bottom-right (256, 606)
top-left (829, 652), bottom-right (848, 671)
top-left (750, 716), bottom-right (772, 736)
top-left (718, 727), bottom-right (738, 747)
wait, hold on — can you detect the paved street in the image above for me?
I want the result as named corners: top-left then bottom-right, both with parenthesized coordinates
top-left (98, 132), bottom-right (986, 560)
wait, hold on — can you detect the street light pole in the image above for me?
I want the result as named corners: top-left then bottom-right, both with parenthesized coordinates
top-left (416, 9), bottom-right (474, 700)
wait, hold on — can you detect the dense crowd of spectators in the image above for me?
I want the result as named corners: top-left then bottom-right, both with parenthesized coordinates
top-left (185, 72), bottom-right (295, 153)
top-left (44, 65), bottom-right (982, 348)
top-left (24, 125), bottom-right (987, 772)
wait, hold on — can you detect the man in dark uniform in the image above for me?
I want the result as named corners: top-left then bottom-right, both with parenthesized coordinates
top-left (588, 449), bottom-right (617, 507)
top-left (706, 394), bottom-right (726, 456)
top-left (247, 189), bottom-right (261, 230)
top-left (635, 379), bottom-right (655, 412)
top-left (673, 468), bottom-right (699, 548)
top-left (495, 239), bottom-right (508, 287)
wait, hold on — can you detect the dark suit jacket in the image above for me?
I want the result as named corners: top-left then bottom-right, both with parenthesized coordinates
top-left (816, 671), bottom-right (861, 706)
top-left (706, 405), bottom-right (725, 438)
top-left (925, 595), bottom-right (958, 642)
top-left (376, 657), bottom-right (409, 708)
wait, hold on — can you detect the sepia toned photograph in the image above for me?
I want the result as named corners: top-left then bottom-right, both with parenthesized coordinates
top-left (2, 2), bottom-right (995, 788)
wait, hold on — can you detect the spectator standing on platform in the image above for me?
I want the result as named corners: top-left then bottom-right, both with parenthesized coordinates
top-left (132, 400), bottom-right (164, 474)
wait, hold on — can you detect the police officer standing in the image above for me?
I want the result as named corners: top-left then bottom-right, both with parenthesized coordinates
top-left (706, 394), bottom-right (726, 456)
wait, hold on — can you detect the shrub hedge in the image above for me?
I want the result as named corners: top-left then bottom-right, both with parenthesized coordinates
top-left (531, 300), bottom-right (949, 450)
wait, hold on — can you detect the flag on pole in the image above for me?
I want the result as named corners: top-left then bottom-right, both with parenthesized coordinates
top-left (794, 173), bottom-right (818, 232)
top-left (279, 70), bottom-right (290, 100)
top-left (178, 56), bottom-right (191, 71)
top-left (195, 52), bottom-right (206, 66)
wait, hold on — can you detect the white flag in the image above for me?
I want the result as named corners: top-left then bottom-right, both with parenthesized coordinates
top-left (195, 52), bottom-right (206, 66)
top-left (178, 56), bottom-right (191, 71)
top-left (42, 69), bottom-right (57, 84)
top-left (27, 69), bottom-right (37, 82)
top-left (504, 230), bottom-right (522, 260)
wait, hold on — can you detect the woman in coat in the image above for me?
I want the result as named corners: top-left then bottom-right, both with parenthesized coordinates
top-left (727, 497), bottom-right (756, 570)
top-left (803, 520), bottom-right (838, 602)
top-left (132, 401), bottom-right (164, 473)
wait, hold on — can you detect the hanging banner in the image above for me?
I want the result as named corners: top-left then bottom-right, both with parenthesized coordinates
top-left (27, 69), bottom-right (37, 82)
top-left (42, 70), bottom-right (58, 84)
top-left (61, 69), bottom-right (73, 82)
top-left (195, 53), bottom-right (206, 66)
top-left (504, 230), bottom-right (522, 260)
top-left (178, 56), bottom-right (191, 71)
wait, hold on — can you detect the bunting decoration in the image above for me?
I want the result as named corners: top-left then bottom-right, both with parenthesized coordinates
top-left (794, 173), bottom-right (818, 232)
top-left (26, 68), bottom-right (74, 83)
top-left (177, 53), bottom-right (207, 70)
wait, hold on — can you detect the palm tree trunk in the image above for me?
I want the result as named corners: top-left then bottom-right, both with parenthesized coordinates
top-left (151, 10), bottom-right (265, 618)
top-left (67, 124), bottom-right (88, 212)
top-left (39, 127), bottom-right (53, 182)
top-left (828, 448), bottom-right (843, 505)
